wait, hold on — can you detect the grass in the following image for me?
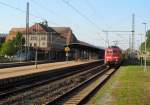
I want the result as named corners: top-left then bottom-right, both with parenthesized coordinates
top-left (87, 65), bottom-right (150, 105)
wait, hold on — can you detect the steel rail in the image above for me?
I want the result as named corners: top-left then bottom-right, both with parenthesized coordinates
top-left (0, 61), bottom-right (103, 104)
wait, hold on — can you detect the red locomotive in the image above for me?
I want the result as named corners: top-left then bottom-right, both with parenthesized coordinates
top-left (104, 46), bottom-right (122, 65)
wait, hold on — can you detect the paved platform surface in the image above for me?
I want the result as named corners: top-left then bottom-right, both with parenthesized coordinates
top-left (87, 65), bottom-right (150, 105)
top-left (0, 60), bottom-right (97, 80)
top-left (0, 60), bottom-right (49, 65)
top-left (0, 60), bottom-right (54, 69)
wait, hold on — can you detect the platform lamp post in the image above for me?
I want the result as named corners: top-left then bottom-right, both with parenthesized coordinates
top-left (35, 47), bottom-right (38, 69)
top-left (35, 23), bottom-right (38, 69)
top-left (20, 37), bottom-right (22, 63)
top-left (35, 34), bottom-right (38, 69)
top-left (142, 22), bottom-right (147, 72)
top-left (65, 45), bottom-right (69, 61)
top-left (140, 34), bottom-right (143, 66)
top-left (65, 42), bottom-right (70, 62)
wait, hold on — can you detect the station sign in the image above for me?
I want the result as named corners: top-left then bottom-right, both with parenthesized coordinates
top-left (65, 47), bottom-right (70, 52)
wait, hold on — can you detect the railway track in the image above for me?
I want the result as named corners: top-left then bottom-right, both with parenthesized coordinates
top-left (48, 65), bottom-right (120, 105)
top-left (0, 61), bottom-right (104, 105)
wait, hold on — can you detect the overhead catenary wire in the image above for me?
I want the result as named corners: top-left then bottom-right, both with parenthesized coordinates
top-left (0, 0), bottom-right (106, 48)
top-left (84, 0), bottom-right (97, 16)
top-left (32, 0), bottom-right (107, 45)
top-left (62, 0), bottom-right (102, 31)
top-left (84, 0), bottom-right (135, 47)
top-left (0, 1), bottom-right (61, 26)
top-left (82, 0), bottom-right (108, 44)
top-left (30, 0), bottom-right (58, 17)
top-left (30, 0), bottom-right (107, 46)
top-left (1, 0), bottom-right (108, 47)
top-left (62, 0), bottom-right (107, 44)
top-left (30, 0), bottom-right (75, 27)
top-left (0, 1), bottom-right (25, 13)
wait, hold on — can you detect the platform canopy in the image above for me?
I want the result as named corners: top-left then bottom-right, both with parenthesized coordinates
top-left (66, 41), bottom-right (104, 52)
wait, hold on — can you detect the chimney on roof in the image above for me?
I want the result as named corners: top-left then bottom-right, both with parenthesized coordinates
top-left (41, 20), bottom-right (48, 27)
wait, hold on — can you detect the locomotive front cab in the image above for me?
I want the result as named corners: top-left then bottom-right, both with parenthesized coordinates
top-left (105, 46), bottom-right (122, 66)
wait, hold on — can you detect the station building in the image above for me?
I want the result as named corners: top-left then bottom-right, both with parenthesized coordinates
top-left (6, 28), bottom-right (25, 41)
top-left (22, 23), bottom-right (79, 60)
top-left (6, 22), bottom-right (104, 61)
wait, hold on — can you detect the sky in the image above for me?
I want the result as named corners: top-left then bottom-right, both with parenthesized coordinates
top-left (0, 0), bottom-right (150, 50)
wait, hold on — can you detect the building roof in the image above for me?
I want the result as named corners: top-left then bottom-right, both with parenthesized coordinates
top-left (29, 23), bottom-right (54, 33)
top-left (27, 24), bottom-right (78, 44)
top-left (78, 40), bottom-right (104, 50)
top-left (6, 28), bottom-right (25, 41)
top-left (52, 27), bottom-right (78, 44)
top-left (10, 28), bottom-right (26, 33)
top-left (67, 40), bottom-right (104, 52)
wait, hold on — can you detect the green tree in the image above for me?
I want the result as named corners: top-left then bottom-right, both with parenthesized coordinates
top-left (0, 40), bottom-right (17, 56)
top-left (0, 32), bottom-right (25, 56)
top-left (140, 30), bottom-right (150, 52)
top-left (13, 32), bottom-right (25, 49)
top-left (0, 37), bottom-right (5, 47)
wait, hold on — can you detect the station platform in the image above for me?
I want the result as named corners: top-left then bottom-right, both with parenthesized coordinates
top-left (0, 60), bottom-right (98, 80)
top-left (0, 60), bottom-right (55, 69)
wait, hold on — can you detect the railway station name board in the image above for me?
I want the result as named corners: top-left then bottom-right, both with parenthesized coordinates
top-left (64, 47), bottom-right (70, 52)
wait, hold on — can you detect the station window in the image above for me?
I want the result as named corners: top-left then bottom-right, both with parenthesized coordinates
top-left (41, 36), bottom-right (46, 40)
top-left (42, 42), bottom-right (45, 45)
top-left (34, 43), bottom-right (37, 47)
top-left (31, 36), bottom-right (37, 40)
